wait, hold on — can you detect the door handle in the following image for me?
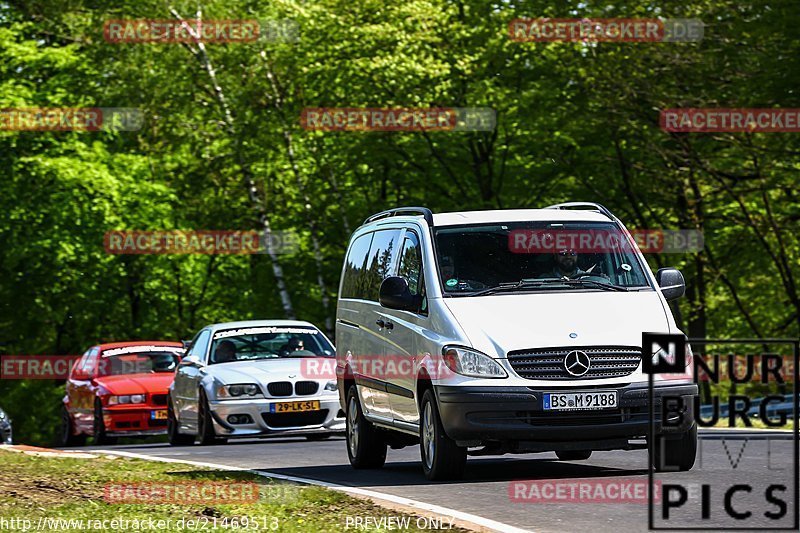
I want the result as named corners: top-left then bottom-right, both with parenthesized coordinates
top-left (375, 319), bottom-right (385, 328)
top-left (384, 322), bottom-right (393, 331)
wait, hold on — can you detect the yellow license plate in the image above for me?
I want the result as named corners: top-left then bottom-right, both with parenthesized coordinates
top-left (151, 410), bottom-right (168, 420)
top-left (271, 400), bottom-right (320, 413)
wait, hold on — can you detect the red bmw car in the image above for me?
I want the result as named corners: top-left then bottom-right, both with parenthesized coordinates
top-left (60, 341), bottom-right (184, 445)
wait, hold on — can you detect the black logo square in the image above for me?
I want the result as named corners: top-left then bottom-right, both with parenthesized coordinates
top-left (642, 332), bottom-right (686, 374)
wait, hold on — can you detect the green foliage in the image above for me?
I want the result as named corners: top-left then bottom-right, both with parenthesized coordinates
top-left (0, 0), bottom-right (798, 444)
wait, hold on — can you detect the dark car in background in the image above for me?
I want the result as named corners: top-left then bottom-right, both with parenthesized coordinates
top-left (0, 406), bottom-right (11, 444)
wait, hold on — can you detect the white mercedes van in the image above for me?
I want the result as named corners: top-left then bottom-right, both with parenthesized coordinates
top-left (335, 203), bottom-right (697, 480)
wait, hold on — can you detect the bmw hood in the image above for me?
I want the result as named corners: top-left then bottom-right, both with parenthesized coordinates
top-left (95, 373), bottom-right (175, 395)
top-left (205, 357), bottom-right (333, 385)
top-left (443, 291), bottom-right (673, 357)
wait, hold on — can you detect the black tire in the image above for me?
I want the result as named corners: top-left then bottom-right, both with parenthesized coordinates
top-left (420, 389), bottom-right (466, 481)
top-left (59, 405), bottom-right (87, 447)
top-left (654, 424), bottom-right (697, 472)
top-left (305, 434), bottom-right (331, 441)
top-left (556, 450), bottom-right (592, 461)
top-left (93, 400), bottom-right (117, 446)
top-left (197, 390), bottom-right (226, 445)
top-left (167, 394), bottom-right (194, 446)
top-left (345, 386), bottom-right (387, 469)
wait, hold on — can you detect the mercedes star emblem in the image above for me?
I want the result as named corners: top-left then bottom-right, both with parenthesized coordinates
top-left (564, 350), bottom-right (591, 377)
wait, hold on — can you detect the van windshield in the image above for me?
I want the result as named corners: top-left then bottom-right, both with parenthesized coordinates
top-left (434, 222), bottom-right (652, 295)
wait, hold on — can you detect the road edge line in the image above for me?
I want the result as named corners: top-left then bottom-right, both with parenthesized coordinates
top-left (95, 449), bottom-right (533, 533)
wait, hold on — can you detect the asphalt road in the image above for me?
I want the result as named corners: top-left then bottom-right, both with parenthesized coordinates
top-left (81, 429), bottom-right (797, 532)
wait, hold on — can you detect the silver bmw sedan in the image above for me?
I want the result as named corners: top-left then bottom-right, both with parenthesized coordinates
top-left (168, 320), bottom-right (344, 445)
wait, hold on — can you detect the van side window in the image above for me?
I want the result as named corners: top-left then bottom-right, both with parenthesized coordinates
top-left (398, 232), bottom-right (422, 296)
top-left (364, 229), bottom-right (402, 301)
top-left (340, 232), bottom-right (374, 299)
top-left (398, 231), bottom-right (428, 315)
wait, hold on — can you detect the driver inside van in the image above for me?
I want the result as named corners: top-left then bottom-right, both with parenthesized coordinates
top-left (541, 248), bottom-right (585, 279)
top-left (439, 255), bottom-right (487, 291)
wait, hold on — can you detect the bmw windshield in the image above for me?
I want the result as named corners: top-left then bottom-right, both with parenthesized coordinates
top-left (434, 222), bottom-right (652, 295)
top-left (209, 326), bottom-right (334, 365)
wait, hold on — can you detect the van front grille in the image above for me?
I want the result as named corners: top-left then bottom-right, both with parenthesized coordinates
top-left (507, 346), bottom-right (641, 380)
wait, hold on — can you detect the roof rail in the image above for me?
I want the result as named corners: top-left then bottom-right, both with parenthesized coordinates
top-left (544, 202), bottom-right (616, 221)
top-left (363, 207), bottom-right (434, 226)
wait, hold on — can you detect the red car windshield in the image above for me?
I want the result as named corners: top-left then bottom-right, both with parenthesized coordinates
top-left (96, 349), bottom-right (181, 376)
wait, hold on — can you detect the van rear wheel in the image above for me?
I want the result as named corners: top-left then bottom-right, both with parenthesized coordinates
top-left (556, 450), bottom-right (592, 461)
top-left (420, 389), bottom-right (466, 481)
top-left (345, 386), bottom-right (387, 468)
top-left (654, 425), bottom-right (697, 472)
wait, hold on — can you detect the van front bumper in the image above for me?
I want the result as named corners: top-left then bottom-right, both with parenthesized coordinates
top-left (435, 383), bottom-right (696, 445)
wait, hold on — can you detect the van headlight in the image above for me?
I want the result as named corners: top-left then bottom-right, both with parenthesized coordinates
top-left (217, 384), bottom-right (262, 399)
top-left (442, 346), bottom-right (507, 378)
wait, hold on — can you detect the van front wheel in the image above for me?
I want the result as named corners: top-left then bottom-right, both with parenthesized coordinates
top-left (420, 389), bottom-right (467, 481)
top-left (346, 386), bottom-right (387, 469)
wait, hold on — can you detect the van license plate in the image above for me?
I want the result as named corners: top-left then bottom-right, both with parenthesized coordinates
top-left (543, 391), bottom-right (617, 411)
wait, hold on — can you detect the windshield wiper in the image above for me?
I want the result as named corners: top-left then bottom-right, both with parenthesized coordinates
top-left (562, 278), bottom-right (630, 292)
top-left (463, 279), bottom-right (564, 296)
top-left (461, 277), bottom-right (631, 296)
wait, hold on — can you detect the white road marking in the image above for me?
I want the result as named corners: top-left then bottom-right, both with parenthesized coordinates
top-left (95, 449), bottom-right (533, 533)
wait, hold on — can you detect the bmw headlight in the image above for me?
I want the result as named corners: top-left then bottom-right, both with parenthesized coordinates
top-left (218, 384), bottom-right (262, 399)
top-left (324, 380), bottom-right (337, 392)
top-left (442, 346), bottom-right (507, 378)
top-left (107, 394), bottom-right (145, 405)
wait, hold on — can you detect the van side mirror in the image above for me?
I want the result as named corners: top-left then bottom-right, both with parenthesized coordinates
top-left (656, 268), bottom-right (686, 301)
top-left (379, 276), bottom-right (419, 312)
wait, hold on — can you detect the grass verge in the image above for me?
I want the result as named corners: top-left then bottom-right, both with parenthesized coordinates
top-left (0, 448), bottom-right (468, 531)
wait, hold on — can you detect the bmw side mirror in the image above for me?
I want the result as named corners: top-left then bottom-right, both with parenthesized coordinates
top-left (180, 355), bottom-right (202, 367)
top-left (379, 276), bottom-right (419, 312)
top-left (181, 339), bottom-right (192, 350)
top-left (656, 268), bottom-right (686, 301)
